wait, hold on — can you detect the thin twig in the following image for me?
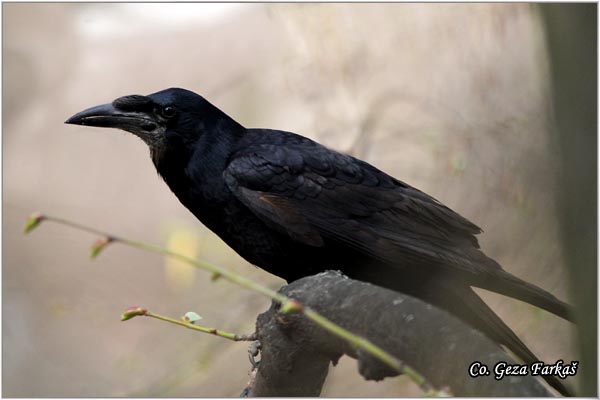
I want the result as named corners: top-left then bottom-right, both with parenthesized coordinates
top-left (25, 212), bottom-right (446, 395)
top-left (122, 307), bottom-right (256, 341)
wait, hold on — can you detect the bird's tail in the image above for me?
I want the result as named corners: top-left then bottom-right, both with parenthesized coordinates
top-left (477, 262), bottom-right (574, 322)
top-left (445, 286), bottom-right (574, 396)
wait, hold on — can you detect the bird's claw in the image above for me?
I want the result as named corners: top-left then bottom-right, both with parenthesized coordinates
top-left (247, 340), bottom-right (262, 369)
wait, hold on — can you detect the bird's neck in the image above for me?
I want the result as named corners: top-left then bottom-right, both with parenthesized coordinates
top-left (154, 118), bottom-right (245, 201)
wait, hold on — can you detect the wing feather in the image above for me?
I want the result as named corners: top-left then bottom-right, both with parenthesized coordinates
top-left (224, 138), bottom-right (493, 275)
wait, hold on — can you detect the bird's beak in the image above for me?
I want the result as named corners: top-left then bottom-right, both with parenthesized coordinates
top-left (65, 103), bottom-right (159, 133)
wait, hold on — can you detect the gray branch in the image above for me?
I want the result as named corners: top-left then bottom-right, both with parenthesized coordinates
top-left (247, 271), bottom-right (552, 397)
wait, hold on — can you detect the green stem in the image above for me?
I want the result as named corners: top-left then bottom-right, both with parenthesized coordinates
top-left (143, 311), bottom-right (256, 341)
top-left (43, 216), bottom-right (288, 304)
top-left (33, 214), bottom-right (441, 394)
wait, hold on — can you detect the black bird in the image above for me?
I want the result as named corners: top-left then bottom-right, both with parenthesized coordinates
top-left (67, 88), bottom-right (573, 395)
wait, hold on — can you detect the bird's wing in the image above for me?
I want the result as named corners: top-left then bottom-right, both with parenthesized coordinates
top-left (224, 141), bottom-right (492, 275)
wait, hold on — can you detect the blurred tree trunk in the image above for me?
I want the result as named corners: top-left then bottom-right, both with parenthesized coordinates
top-left (539, 4), bottom-right (597, 396)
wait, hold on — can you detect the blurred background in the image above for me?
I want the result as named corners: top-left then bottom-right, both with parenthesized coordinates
top-left (3, 3), bottom-right (592, 396)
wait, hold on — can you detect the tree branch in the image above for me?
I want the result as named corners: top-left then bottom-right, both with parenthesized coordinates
top-left (249, 271), bottom-right (552, 397)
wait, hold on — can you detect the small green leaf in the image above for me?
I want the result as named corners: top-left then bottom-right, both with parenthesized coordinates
top-left (90, 236), bottom-right (113, 259)
top-left (121, 306), bottom-right (147, 321)
top-left (23, 212), bottom-right (45, 234)
top-left (182, 311), bottom-right (202, 324)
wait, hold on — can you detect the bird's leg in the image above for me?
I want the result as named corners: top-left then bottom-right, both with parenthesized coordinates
top-left (240, 345), bottom-right (260, 397)
top-left (247, 339), bottom-right (262, 369)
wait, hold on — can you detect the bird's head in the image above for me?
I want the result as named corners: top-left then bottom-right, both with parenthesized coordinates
top-left (66, 88), bottom-right (241, 161)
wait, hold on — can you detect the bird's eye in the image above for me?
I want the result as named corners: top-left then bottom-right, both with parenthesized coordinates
top-left (161, 106), bottom-right (176, 118)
